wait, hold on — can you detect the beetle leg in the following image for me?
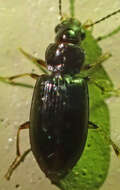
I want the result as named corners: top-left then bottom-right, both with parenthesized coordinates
top-left (82, 52), bottom-right (111, 71)
top-left (19, 48), bottom-right (50, 74)
top-left (0, 73), bottom-right (39, 82)
top-left (19, 48), bottom-right (46, 67)
top-left (5, 121), bottom-right (30, 180)
top-left (1, 72), bottom-right (39, 81)
top-left (87, 77), bottom-right (120, 97)
top-left (81, 51), bottom-right (120, 96)
top-left (0, 73), bottom-right (39, 88)
top-left (96, 25), bottom-right (120, 41)
top-left (88, 121), bottom-right (120, 157)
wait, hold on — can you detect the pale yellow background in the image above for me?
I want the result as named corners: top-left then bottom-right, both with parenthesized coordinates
top-left (0, 0), bottom-right (120, 190)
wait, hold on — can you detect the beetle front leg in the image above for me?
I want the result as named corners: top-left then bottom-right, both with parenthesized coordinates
top-left (5, 121), bottom-right (30, 180)
top-left (19, 48), bottom-right (50, 74)
top-left (88, 121), bottom-right (120, 157)
top-left (82, 52), bottom-right (120, 96)
top-left (0, 48), bottom-right (50, 87)
top-left (96, 25), bottom-right (120, 41)
top-left (82, 52), bottom-right (111, 71)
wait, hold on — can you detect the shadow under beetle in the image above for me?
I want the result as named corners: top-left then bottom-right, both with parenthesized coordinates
top-left (1, 0), bottom-right (120, 185)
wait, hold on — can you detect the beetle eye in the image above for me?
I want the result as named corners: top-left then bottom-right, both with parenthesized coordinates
top-left (62, 29), bottom-right (81, 43)
top-left (63, 29), bottom-right (75, 40)
top-left (81, 31), bottom-right (86, 40)
top-left (55, 23), bottom-right (63, 33)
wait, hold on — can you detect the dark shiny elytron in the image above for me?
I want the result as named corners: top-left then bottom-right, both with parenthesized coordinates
top-left (30, 18), bottom-right (89, 183)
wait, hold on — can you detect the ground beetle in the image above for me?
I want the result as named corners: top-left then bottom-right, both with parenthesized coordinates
top-left (1, 0), bottom-right (120, 185)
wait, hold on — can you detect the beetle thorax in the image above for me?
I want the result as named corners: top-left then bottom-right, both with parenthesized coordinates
top-left (45, 18), bottom-right (85, 75)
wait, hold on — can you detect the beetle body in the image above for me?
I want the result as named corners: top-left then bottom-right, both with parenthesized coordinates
top-left (30, 18), bottom-right (89, 183)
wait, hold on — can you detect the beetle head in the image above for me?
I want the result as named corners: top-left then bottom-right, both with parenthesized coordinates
top-left (55, 18), bottom-right (85, 44)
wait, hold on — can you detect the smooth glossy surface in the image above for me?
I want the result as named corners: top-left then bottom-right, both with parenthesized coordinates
top-left (29, 17), bottom-right (89, 183)
top-left (30, 74), bottom-right (88, 183)
top-left (45, 42), bottom-right (85, 73)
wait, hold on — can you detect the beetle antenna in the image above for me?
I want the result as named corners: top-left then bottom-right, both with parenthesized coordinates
top-left (59, 0), bottom-right (63, 20)
top-left (70, 0), bottom-right (75, 18)
top-left (85, 8), bottom-right (120, 28)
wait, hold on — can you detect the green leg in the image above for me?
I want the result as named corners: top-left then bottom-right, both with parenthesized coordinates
top-left (82, 52), bottom-right (120, 96)
top-left (96, 25), bottom-right (120, 41)
top-left (82, 52), bottom-right (111, 71)
top-left (0, 48), bottom-right (50, 87)
top-left (0, 48), bottom-right (49, 86)
top-left (88, 121), bottom-right (120, 157)
top-left (19, 48), bottom-right (50, 74)
top-left (5, 121), bottom-right (30, 180)
top-left (89, 78), bottom-right (120, 96)
top-left (0, 73), bottom-right (39, 87)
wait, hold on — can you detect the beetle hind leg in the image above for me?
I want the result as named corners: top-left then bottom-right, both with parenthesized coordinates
top-left (88, 121), bottom-right (120, 157)
top-left (5, 121), bottom-right (30, 180)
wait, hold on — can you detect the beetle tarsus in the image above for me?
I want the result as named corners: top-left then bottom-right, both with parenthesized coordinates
top-left (5, 148), bottom-right (31, 180)
top-left (5, 122), bottom-right (30, 180)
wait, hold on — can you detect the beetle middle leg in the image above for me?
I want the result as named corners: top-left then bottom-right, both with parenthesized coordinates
top-left (0, 73), bottom-right (39, 84)
top-left (5, 121), bottom-right (30, 180)
top-left (0, 73), bottom-right (39, 88)
top-left (87, 76), bottom-right (120, 97)
top-left (89, 78), bottom-right (120, 96)
top-left (88, 121), bottom-right (120, 157)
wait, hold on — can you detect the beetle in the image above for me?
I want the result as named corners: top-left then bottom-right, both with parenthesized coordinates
top-left (1, 0), bottom-right (120, 186)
